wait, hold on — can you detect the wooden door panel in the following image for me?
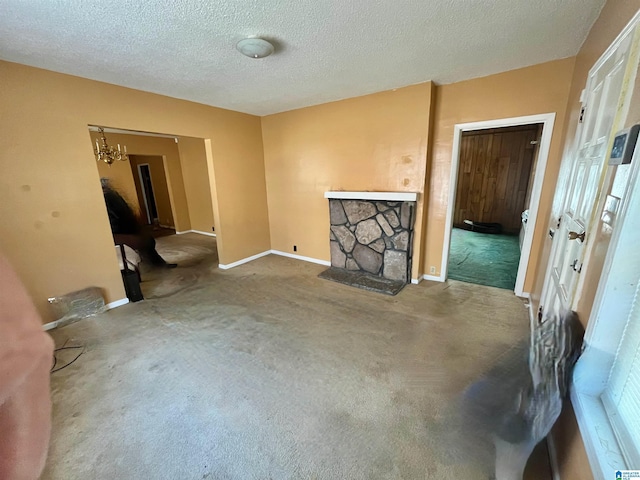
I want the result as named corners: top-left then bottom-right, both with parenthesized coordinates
top-left (455, 125), bottom-right (540, 233)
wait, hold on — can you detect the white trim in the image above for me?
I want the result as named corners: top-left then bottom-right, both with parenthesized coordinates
top-left (411, 277), bottom-right (422, 285)
top-left (527, 298), bottom-right (536, 326)
top-left (176, 229), bottom-right (216, 237)
top-left (42, 320), bottom-right (60, 331)
top-left (88, 125), bottom-right (177, 140)
top-left (589, 8), bottom-right (640, 76)
top-left (441, 113), bottom-right (556, 297)
top-left (218, 250), bottom-right (271, 270)
top-left (192, 230), bottom-right (216, 237)
top-left (422, 274), bottom-right (443, 282)
top-left (42, 297), bottom-right (129, 331)
top-left (571, 387), bottom-right (621, 480)
top-left (107, 298), bottom-right (129, 309)
top-left (270, 250), bottom-right (331, 266)
top-left (324, 191), bottom-right (418, 201)
top-left (547, 433), bottom-right (562, 480)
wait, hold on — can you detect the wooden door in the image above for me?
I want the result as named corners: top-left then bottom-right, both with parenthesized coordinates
top-left (540, 22), bottom-right (638, 319)
top-left (455, 125), bottom-right (541, 234)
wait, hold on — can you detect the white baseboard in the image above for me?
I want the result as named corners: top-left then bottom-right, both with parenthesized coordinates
top-left (42, 297), bottom-right (129, 331)
top-left (218, 250), bottom-right (331, 271)
top-left (176, 229), bottom-right (216, 237)
top-left (422, 274), bottom-right (443, 282)
top-left (107, 298), bottom-right (129, 309)
top-left (219, 250), bottom-right (271, 270)
top-left (270, 250), bottom-right (331, 266)
top-left (411, 277), bottom-right (422, 285)
top-left (547, 432), bottom-right (561, 480)
top-left (43, 320), bottom-right (60, 331)
top-left (192, 230), bottom-right (216, 237)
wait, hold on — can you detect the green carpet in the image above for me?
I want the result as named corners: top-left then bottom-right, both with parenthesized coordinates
top-left (447, 228), bottom-right (521, 290)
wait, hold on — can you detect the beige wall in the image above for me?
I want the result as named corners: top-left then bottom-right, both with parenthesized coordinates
top-left (0, 60), bottom-right (270, 322)
top-left (261, 83), bottom-right (433, 279)
top-left (178, 137), bottom-right (216, 234)
top-left (532, 1), bottom-right (640, 479)
top-left (425, 58), bottom-right (576, 292)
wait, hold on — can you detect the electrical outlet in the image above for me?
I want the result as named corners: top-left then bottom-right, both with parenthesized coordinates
top-left (430, 266), bottom-right (436, 274)
top-left (293, 245), bottom-right (297, 252)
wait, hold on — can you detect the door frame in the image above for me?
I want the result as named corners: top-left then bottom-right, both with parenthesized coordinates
top-left (136, 162), bottom-right (159, 225)
top-left (441, 113), bottom-right (556, 297)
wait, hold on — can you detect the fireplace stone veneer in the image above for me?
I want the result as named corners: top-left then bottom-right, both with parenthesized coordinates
top-left (326, 195), bottom-right (416, 284)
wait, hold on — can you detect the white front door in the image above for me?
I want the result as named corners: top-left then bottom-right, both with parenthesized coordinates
top-left (540, 22), bottom-right (640, 320)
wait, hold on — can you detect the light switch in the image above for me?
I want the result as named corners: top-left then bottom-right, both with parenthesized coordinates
top-left (601, 194), bottom-right (620, 226)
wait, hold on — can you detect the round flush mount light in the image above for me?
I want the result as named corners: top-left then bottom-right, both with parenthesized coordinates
top-left (236, 37), bottom-right (274, 59)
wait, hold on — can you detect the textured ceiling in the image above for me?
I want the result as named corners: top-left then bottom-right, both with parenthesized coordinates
top-left (0, 0), bottom-right (605, 116)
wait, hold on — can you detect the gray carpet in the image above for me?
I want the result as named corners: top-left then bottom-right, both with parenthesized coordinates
top-left (43, 233), bottom-right (550, 480)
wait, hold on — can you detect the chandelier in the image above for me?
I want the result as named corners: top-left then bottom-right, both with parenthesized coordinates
top-left (94, 127), bottom-right (129, 165)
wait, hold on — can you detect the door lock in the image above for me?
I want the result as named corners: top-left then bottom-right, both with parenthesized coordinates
top-left (568, 231), bottom-right (586, 242)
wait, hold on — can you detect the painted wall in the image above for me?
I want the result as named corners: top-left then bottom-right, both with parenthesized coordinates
top-left (261, 83), bottom-right (433, 279)
top-left (92, 131), bottom-right (187, 229)
top-left (529, 1), bottom-right (640, 479)
top-left (425, 58), bottom-right (576, 292)
top-left (178, 137), bottom-right (216, 234)
top-left (0, 60), bottom-right (270, 322)
top-left (129, 155), bottom-right (175, 228)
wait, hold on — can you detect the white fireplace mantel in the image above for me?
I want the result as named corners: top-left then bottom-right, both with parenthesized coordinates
top-left (324, 191), bottom-right (418, 202)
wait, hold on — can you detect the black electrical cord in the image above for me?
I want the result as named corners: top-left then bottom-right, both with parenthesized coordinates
top-left (50, 345), bottom-right (85, 373)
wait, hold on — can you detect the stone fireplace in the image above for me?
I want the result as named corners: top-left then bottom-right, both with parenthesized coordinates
top-left (320, 191), bottom-right (417, 294)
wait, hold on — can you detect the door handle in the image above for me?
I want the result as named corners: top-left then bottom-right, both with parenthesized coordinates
top-left (568, 231), bottom-right (585, 242)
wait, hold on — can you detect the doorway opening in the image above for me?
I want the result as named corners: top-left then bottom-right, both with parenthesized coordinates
top-left (442, 113), bottom-right (556, 296)
top-left (137, 164), bottom-right (158, 225)
top-left (130, 155), bottom-right (175, 238)
top-left (89, 126), bottom-right (220, 299)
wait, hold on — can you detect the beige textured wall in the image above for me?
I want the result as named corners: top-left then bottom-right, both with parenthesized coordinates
top-left (425, 58), bottom-right (576, 292)
top-left (536, 2), bottom-right (640, 479)
top-left (178, 137), bottom-right (216, 234)
top-left (0, 60), bottom-right (269, 322)
top-left (261, 83), bottom-right (433, 279)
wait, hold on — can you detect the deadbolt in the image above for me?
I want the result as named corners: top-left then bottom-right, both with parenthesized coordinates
top-left (568, 231), bottom-right (585, 242)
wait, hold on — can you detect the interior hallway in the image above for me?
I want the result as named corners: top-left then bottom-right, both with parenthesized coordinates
top-left (44, 234), bottom-right (550, 479)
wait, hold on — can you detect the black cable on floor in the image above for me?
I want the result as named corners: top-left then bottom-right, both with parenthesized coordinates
top-left (50, 345), bottom-right (85, 373)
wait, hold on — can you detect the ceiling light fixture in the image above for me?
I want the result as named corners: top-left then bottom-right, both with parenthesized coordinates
top-left (236, 37), bottom-right (274, 59)
top-left (94, 127), bottom-right (129, 166)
